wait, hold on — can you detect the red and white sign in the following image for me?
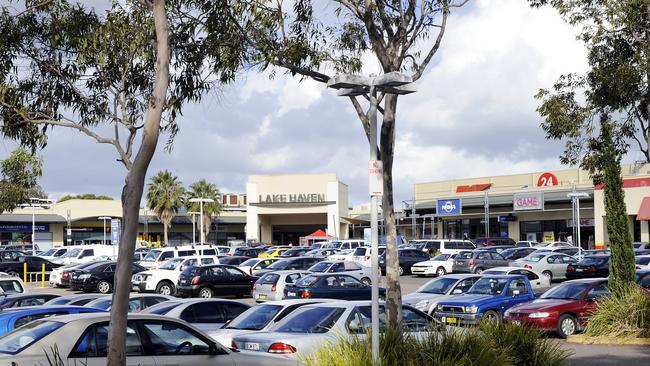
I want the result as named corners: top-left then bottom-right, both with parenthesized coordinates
top-left (514, 192), bottom-right (544, 211)
top-left (537, 172), bottom-right (559, 187)
top-left (368, 160), bottom-right (383, 196)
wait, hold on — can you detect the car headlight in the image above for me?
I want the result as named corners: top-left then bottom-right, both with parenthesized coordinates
top-left (464, 306), bottom-right (478, 314)
top-left (416, 300), bottom-right (430, 310)
top-left (528, 312), bottom-right (550, 318)
top-left (78, 274), bottom-right (91, 280)
top-left (504, 309), bottom-right (512, 317)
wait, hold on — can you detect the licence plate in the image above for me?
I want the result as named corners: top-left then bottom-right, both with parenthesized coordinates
top-left (245, 343), bottom-right (260, 351)
top-left (456, 261), bottom-right (464, 265)
top-left (443, 317), bottom-right (457, 325)
top-left (287, 292), bottom-right (296, 297)
top-left (180, 280), bottom-right (188, 284)
top-left (575, 268), bottom-right (583, 272)
top-left (258, 294), bottom-right (267, 299)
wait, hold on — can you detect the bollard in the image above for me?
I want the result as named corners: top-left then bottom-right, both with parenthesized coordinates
top-left (23, 262), bottom-right (27, 284)
top-left (41, 263), bottom-right (45, 288)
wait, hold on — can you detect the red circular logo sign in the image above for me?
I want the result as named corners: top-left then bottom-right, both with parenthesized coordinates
top-left (537, 172), bottom-right (558, 187)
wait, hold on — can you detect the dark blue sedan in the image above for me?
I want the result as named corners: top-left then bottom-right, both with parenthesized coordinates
top-left (0, 305), bottom-right (105, 336)
top-left (283, 273), bottom-right (385, 300)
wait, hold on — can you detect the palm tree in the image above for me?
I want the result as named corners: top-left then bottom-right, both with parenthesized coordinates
top-left (186, 179), bottom-right (221, 244)
top-left (146, 170), bottom-right (185, 247)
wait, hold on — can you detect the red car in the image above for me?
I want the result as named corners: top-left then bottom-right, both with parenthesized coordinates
top-left (503, 278), bottom-right (609, 338)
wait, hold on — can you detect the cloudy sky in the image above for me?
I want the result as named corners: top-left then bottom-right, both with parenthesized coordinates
top-left (1, 0), bottom-right (605, 208)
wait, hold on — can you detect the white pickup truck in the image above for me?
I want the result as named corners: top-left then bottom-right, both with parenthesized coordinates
top-left (132, 256), bottom-right (219, 296)
top-left (307, 260), bottom-right (375, 285)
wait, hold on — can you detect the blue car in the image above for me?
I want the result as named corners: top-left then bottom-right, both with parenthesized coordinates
top-left (0, 305), bottom-right (105, 335)
top-left (434, 275), bottom-right (535, 326)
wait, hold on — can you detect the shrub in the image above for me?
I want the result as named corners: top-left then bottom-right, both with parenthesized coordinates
top-left (301, 322), bottom-right (571, 366)
top-left (585, 284), bottom-right (650, 338)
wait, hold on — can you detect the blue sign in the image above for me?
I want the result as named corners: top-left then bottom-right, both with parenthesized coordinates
top-left (436, 198), bottom-right (462, 216)
top-left (0, 223), bottom-right (50, 233)
top-left (498, 215), bottom-right (517, 223)
top-left (110, 219), bottom-right (120, 245)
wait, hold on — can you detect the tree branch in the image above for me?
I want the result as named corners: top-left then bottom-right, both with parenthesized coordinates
top-left (14, 0), bottom-right (53, 17)
top-left (411, 5), bottom-right (450, 81)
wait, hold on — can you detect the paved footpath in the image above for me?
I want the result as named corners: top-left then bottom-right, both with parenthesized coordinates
top-left (561, 342), bottom-right (650, 366)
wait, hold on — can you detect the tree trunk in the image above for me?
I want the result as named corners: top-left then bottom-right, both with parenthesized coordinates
top-left (163, 222), bottom-right (169, 247)
top-left (107, 1), bottom-right (170, 365)
top-left (380, 93), bottom-right (402, 327)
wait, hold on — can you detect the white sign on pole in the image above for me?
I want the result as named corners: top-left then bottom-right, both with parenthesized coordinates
top-left (368, 160), bottom-right (383, 196)
top-left (513, 192), bottom-right (544, 211)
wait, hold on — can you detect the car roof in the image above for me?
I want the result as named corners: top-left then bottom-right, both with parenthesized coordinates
top-left (439, 273), bottom-right (482, 279)
top-left (479, 274), bottom-right (527, 280)
top-left (3, 293), bottom-right (59, 300)
top-left (483, 266), bottom-right (540, 273)
top-left (262, 299), bottom-right (334, 306)
top-left (30, 312), bottom-right (179, 324)
top-left (0, 305), bottom-right (105, 314)
top-left (562, 277), bottom-right (608, 284)
top-left (260, 270), bottom-right (311, 275)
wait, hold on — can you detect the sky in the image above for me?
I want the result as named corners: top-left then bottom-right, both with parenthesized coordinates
top-left (0, 0), bottom-right (605, 209)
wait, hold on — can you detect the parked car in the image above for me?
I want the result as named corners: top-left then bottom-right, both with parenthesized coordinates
top-left (143, 298), bottom-right (250, 334)
top-left (0, 293), bottom-right (60, 309)
top-left (582, 249), bottom-right (610, 256)
top-left (511, 252), bottom-right (578, 281)
top-left (481, 267), bottom-right (551, 294)
top-left (451, 250), bottom-right (510, 274)
top-left (635, 248), bottom-right (650, 256)
top-left (210, 299), bottom-right (331, 347)
top-left (0, 244), bottom-right (39, 253)
top-left (255, 256), bottom-right (324, 277)
top-left (304, 249), bottom-right (338, 257)
top-left (566, 256), bottom-right (611, 280)
top-left (232, 301), bottom-right (432, 357)
top-left (534, 241), bottom-right (571, 248)
top-left (252, 270), bottom-right (312, 302)
top-left (351, 246), bottom-right (386, 267)
top-left (137, 245), bottom-right (219, 269)
top-left (237, 258), bottom-right (280, 276)
top-left (402, 274), bottom-right (482, 315)
top-left (284, 273), bottom-right (385, 300)
top-left (279, 248), bottom-right (312, 258)
top-left (176, 265), bottom-right (258, 298)
top-left (49, 261), bottom-right (109, 288)
top-left (70, 261), bottom-right (146, 294)
top-left (308, 260), bottom-right (374, 284)
top-left (217, 256), bottom-right (250, 266)
top-left (481, 245), bottom-right (518, 254)
top-left (515, 241), bottom-right (539, 247)
top-left (84, 294), bottom-right (173, 312)
top-left (0, 305), bottom-right (105, 336)
top-left (132, 256), bottom-right (220, 295)
top-left (473, 237), bottom-right (516, 248)
top-left (407, 240), bottom-right (475, 255)
top-left (434, 275), bottom-right (536, 325)
top-left (0, 273), bottom-right (27, 295)
top-left (379, 249), bottom-right (431, 276)
top-left (0, 255), bottom-right (62, 277)
top-left (50, 245), bottom-right (113, 265)
top-left (327, 249), bottom-right (357, 262)
top-left (259, 247), bottom-right (292, 258)
top-left (230, 247), bottom-right (265, 258)
top-left (43, 293), bottom-right (105, 306)
top-left (634, 242), bottom-right (650, 250)
top-left (410, 253), bottom-right (457, 277)
top-left (635, 269), bottom-right (650, 291)
top-left (504, 278), bottom-right (609, 338)
top-left (309, 242), bottom-right (328, 250)
top-left (324, 240), bottom-right (365, 250)
top-left (0, 313), bottom-right (301, 365)
top-left (499, 247), bottom-right (538, 261)
top-left (636, 256), bottom-right (650, 269)
top-left (36, 248), bottom-right (68, 260)
top-left (0, 250), bottom-right (28, 263)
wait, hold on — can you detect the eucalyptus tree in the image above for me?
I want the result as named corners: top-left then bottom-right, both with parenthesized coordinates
top-left (229, 0), bottom-right (470, 326)
top-left (0, 147), bottom-right (43, 214)
top-left (0, 1), bottom-right (247, 364)
top-left (146, 170), bottom-right (186, 247)
top-left (186, 179), bottom-right (222, 244)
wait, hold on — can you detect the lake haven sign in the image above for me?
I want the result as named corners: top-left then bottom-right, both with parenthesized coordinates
top-left (258, 193), bottom-right (326, 204)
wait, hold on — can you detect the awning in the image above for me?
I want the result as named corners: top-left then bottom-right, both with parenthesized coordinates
top-left (307, 229), bottom-right (332, 238)
top-left (637, 197), bottom-right (650, 220)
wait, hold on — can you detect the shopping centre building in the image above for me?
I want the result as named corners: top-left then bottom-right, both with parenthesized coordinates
top-left (1, 167), bottom-right (649, 250)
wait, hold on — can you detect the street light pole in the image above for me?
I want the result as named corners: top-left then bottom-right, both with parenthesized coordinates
top-left (21, 198), bottom-right (54, 255)
top-left (189, 199), bottom-right (214, 245)
top-left (567, 191), bottom-right (589, 258)
top-left (367, 81), bottom-right (380, 365)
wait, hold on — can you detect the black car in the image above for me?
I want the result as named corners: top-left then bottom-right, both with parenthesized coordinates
top-left (283, 273), bottom-right (386, 300)
top-left (279, 248), bottom-right (312, 258)
top-left (566, 256), bottom-right (610, 279)
top-left (637, 269), bottom-right (650, 291)
top-left (217, 256), bottom-right (250, 266)
top-left (176, 264), bottom-right (258, 298)
top-left (379, 249), bottom-right (430, 276)
top-left (0, 293), bottom-right (60, 309)
top-left (232, 247), bottom-right (266, 257)
top-left (0, 250), bottom-right (28, 262)
top-left (499, 247), bottom-right (537, 261)
top-left (254, 256), bottom-right (324, 277)
top-left (70, 261), bottom-right (146, 294)
top-left (473, 237), bottom-right (516, 247)
top-left (0, 255), bottom-right (62, 277)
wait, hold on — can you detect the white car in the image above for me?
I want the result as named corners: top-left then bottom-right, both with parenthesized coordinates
top-left (238, 258), bottom-right (281, 276)
top-left (481, 267), bottom-right (551, 293)
top-left (307, 260), bottom-right (374, 285)
top-left (49, 261), bottom-right (110, 288)
top-left (252, 270), bottom-right (312, 302)
top-left (36, 247), bottom-right (68, 260)
top-left (351, 246), bottom-right (386, 267)
top-left (209, 299), bottom-right (331, 347)
top-left (132, 256), bottom-right (219, 295)
top-left (0, 272), bottom-right (27, 294)
top-left (534, 241), bottom-right (571, 248)
top-left (0, 313), bottom-right (302, 366)
top-left (410, 253), bottom-right (457, 277)
top-left (402, 274), bottom-right (482, 315)
top-left (327, 249), bottom-right (356, 262)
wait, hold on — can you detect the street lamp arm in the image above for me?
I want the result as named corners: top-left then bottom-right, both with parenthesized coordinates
top-left (273, 59), bottom-right (331, 84)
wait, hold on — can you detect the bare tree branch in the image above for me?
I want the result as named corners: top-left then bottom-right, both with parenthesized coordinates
top-left (411, 5), bottom-right (450, 81)
top-left (14, 0), bottom-right (53, 17)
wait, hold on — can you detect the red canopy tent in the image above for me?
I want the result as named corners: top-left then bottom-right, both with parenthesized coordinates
top-left (301, 229), bottom-right (333, 245)
top-left (307, 229), bottom-right (332, 238)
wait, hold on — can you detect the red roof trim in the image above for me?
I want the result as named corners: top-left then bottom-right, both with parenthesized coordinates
top-left (456, 183), bottom-right (492, 193)
top-left (637, 197), bottom-right (650, 220)
top-left (595, 177), bottom-right (650, 190)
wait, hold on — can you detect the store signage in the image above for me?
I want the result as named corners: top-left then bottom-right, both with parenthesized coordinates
top-left (498, 215), bottom-right (517, 222)
top-left (0, 223), bottom-right (50, 232)
top-left (368, 160), bottom-right (384, 196)
top-left (537, 172), bottom-right (559, 187)
top-left (513, 192), bottom-right (543, 211)
top-left (543, 231), bottom-right (555, 241)
top-left (111, 219), bottom-right (120, 245)
top-left (567, 219), bottom-right (595, 227)
top-left (257, 193), bottom-right (326, 204)
top-left (436, 198), bottom-right (462, 216)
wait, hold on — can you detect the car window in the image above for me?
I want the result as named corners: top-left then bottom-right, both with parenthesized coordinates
top-left (0, 320), bottom-right (65, 355)
top-left (210, 267), bottom-right (227, 276)
top-left (275, 307), bottom-right (345, 333)
top-left (585, 283), bottom-right (610, 300)
top-left (477, 252), bottom-right (491, 260)
top-left (141, 321), bottom-right (211, 356)
top-left (337, 276), bottom-right (364, 287)
top-left (353, 248), bottom-right (366, 256)
top-left (201, 258), bottom-right (215, 265)
top-left (401, 307), bottom-right (433, 332)
top-left (159, 251), bottom-right (174, 261)
top-left (181, 302), bottom-right (226, 323)
top-left (103, 264), bottom-right (116, 272)
top-left (0, 280), bottom-right (24, 294)
top-left (322, 276), bottom-right (342, 287)
top-left (14, 311), bottom-right (67, 328)
top-left (331, 263), bottom-right (345, 272)
top-left (81, 249), bottom-right (94, 258)
top-left (225, 267), bottom-right (247, 277)
top-left (561, 256), bottom-right (578, 264)
top-left (202, 249), bottom-right (217, 256)
top-left (547, 255), bottom-right (560, 264)
top-left (223, 303), bottom-right (249, 321)
top-left (285, 273), bottom-right (303, 284)
top-left (71, 321), bottom-right (142, 357)
top-left (17, 297), bottom-right (47, 307)
top-left (454, 278), bottom-right (478, 293)
top-left (506, 279), bottom-right (529, 296)
top-left (226, 304), bottom-right (283, 330)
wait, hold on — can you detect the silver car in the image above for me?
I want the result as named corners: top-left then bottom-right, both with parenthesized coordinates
top-left (511, 252), bottom-right (578, 281)
top-left (402, 274), bottom-right (482, 315)
top-left (253, 270), bottom-right (311, 302)
top-left (144, 298), bottom-right (250, 334)
top-left (232, 301), bottom-right (433, 358)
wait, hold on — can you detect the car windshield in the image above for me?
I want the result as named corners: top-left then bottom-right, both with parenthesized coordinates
top-left (40, 249), bottom-right (56, 256)
top-left (456, 252), bottom-right (472, 259)
top-left (483, 270), bottom-right (507, 275)
top-left (240, 259), bottom-right (260, 267)
top-left (636, 257), bottom-right (650, 265)
top-left (431, 254), bottom-right (451, 261)
top-left (540, 282), bottom-right (592, 300)
top-left (267, 260), bottom-right (290, 270)
top-left (61, 248), bottom-right (81, 258)
top-left (467, 278), bottom-right (508, 295)
top-left (522, 254), bottom-right (545, 263)
top-left (419, 277), bottom-right (460, 294)
top-left (634, 243), bottom-right (642, 249)
top-left (142, 302), bottom-right (182, 315)
top-left (536, 242), bottom-right (551, 247)
top-left (88, 299), bottom-right (112, 310)
top-left (308, 262), bottom-right (331, 273)
top-left (326, 242), bottom-right (342, 249)
top-left (226, 304), bottom-right (283, 330)
top-left (579, 257), bottom-right (608, 266)
top-left (295, 275), bottom-right (319, 287)
top-left (0, 320), bottom-right (65, 355)
top-left (159, 258), bottom-right (184, 270)
top-left (274, 307), bottom-right (345, 333)
top-left (499, 249), bottom-right (517, 259)
top-left (142, 250), bottom-right (161, 262)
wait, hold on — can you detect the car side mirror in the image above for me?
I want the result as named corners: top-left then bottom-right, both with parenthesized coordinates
top-left (512, 290), bottom-right (520, 297)
top-left (452, 289), bottom-right (463, 295)
top-left (210, 342), bottom-right (227, 355)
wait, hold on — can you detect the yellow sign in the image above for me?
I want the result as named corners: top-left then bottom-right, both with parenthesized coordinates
top-left (543, 231), bottom-right (555, 242)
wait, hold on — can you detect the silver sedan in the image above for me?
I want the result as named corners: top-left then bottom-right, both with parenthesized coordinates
top-left (252, 270), bottom-right (312, 302)
top-left (511, 252), bottom-right (578, 281)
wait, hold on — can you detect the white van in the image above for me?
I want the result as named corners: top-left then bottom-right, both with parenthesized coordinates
top-left (325, 240), bottom-right (365, 251)
top-left (409, 240), bottom-right (475, 255)
top-left (132, 255), bottom-right (220, 295)
top-left (51, 245), bottom-right (114, 265)
top-left (137, 245), bottom-right (219, 269)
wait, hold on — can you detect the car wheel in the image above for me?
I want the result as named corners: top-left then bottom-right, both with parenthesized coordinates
top-left (557, 314), bottom-right (578, 338)
top-left (436, 267), bottom-right (447, 277)
top-left (361, 277), bottom-right (371, 286)
top-left (542, 271), bottom-right (553, 282)
top-left (483, 310), bottom-right (501, 324)
top-left (474, 267), bottom-right (484, 274)
top-left (6, 271), bottom-right (19, 278)
top-left (97, 280), bottom-right (112, 294)
top-left (199, 287), bottom-right (214, 298)
top-left (398, 265), bottom-right (405, 276)
top-left (156, 281), bottom-right (174, 296)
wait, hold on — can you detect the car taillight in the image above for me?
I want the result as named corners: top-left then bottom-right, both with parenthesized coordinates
top-left (469, 259), bottom-right (475, 266)
top-left (586, 266), bottom-right (596, 272)
top-left (231, 340), bottom-right (238, 349)
top-left (268, 342), bottom-right (296, 354)
top-left (300, 290), bottom-right (311, 298)
top-left (567, 265), bottom-right (575, 271)
top-left (191, 276), bottom-right (201, 285)
top-left (225, 253), bottom-right (232, 256)
top-left (250, 268), bottom-right (253, 275)
top-left (524, 264), bottom-right (532, 269)
top-left (253, 284), bottom-right (257, 291)
top-left (271, 283), bottom-right (277, 292)
top-left (636, 265), bottom-right (642, 269)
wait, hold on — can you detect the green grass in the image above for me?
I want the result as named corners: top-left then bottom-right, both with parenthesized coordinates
top-left (301, 322), bottom-right (571, 366)
top-left (585, 284), bottom-right (650, 338)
